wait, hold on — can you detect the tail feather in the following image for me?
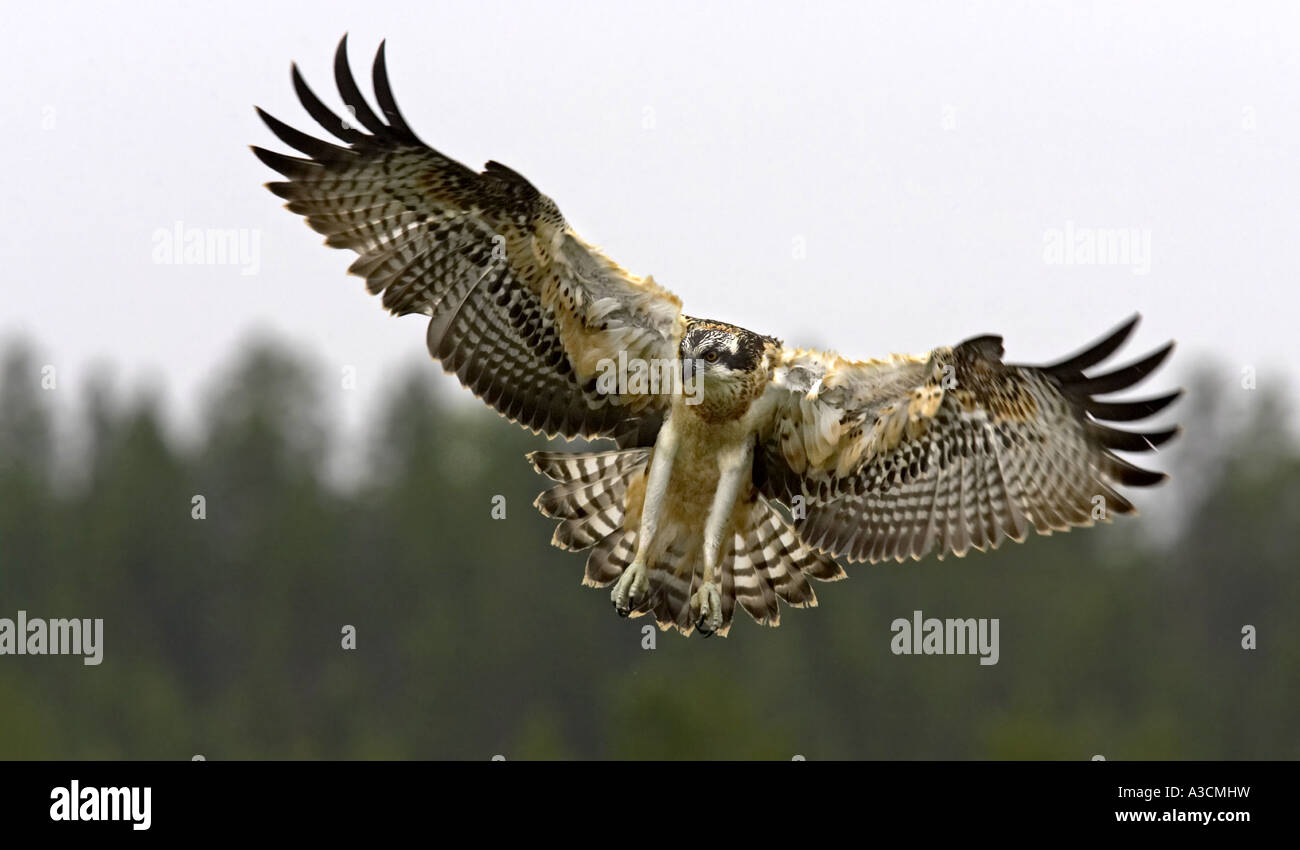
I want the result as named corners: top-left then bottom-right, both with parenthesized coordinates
top-left (530, 450), bottom-right (647, 529)
top-left (553, 507), bottom-right (623, 551)
top-left (719, 544), bottom-right (738, 632)
top-left (715, 498), bottom-right (845, 634)
top-left (530, 447), bottom-right (650, 577)
top-left (748, 504), bottom-right (843, 604)
top-left (731, 542), bottom-right (781, 627)
top-left (528, 449), bottom-right (649, 485)
top-left (639, 541), bottom-right (696, 631)
top-left (529, 449), bottom-right (846, 636)
top-left (583, 530), bottom-right (636, 587)
top-left (535, 476), bottom-right (625, 519)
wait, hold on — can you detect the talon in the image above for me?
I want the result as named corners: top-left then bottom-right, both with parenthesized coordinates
top-left (611, 561), bottom-right (649, 617)
top-left (691, 580), bottom-right (723, 636)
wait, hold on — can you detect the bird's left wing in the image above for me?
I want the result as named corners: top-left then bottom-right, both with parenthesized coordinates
top-left (252, 37), bottom-right (684, 445)
top-left (755, 316), bottom-right (1180, 563)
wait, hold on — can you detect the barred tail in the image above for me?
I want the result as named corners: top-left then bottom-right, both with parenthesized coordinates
top-left (724, 497), bottom-right (845, 635)
top-left (528, 449), bottom-right (650, 588)
top-left (528, 450), bottom-right (845, 637)
top-left (632, 495), bottom-right (846, 638)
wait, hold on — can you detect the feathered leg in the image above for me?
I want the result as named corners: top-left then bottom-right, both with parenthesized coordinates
top-left (612, 416), bottom-right (680, 615)
top-left (692, 439), bottom-right (753, 635)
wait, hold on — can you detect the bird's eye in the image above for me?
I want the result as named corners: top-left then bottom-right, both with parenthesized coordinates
top-left (703, 350), bottom-right (720, 363)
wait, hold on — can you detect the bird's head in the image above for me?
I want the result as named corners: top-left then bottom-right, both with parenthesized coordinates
top-left (680, 318), bottom-right (780, 419)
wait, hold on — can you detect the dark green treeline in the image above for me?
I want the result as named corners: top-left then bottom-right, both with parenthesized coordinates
top-left (0, 337), bottom-right (1294, 759)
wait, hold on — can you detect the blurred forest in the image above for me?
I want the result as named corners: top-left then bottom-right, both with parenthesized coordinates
top-left (0, 334), bottom-right (1295, 760)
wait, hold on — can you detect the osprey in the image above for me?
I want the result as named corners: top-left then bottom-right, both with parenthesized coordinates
top-left (253, 38), bottom-right (1180, 637)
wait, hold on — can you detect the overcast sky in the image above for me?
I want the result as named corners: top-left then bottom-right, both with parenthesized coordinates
top-left (3, 0), bottom-right (1296, 462)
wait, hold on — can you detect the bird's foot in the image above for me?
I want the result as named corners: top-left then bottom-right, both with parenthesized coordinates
top-left (611, 561), bottom-right (649, 617)
top-left (692, 580), bottom-right (722, 636)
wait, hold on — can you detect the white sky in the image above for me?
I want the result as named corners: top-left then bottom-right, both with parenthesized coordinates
top-left (3, 0), bottom-right (1296, 466)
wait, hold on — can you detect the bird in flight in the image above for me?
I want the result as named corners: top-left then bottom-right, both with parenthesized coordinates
top-left (253, 37), bottom-right (1180, 637)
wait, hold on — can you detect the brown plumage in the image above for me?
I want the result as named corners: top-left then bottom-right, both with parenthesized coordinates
top-left (254, 38), bottom-right (1181, 637)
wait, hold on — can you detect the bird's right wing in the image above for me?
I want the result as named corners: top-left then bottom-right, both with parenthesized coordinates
top-left (252, 37), bottom-right (684, 446)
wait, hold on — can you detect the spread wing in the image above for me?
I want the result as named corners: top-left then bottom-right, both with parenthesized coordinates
top-left (756, 315), bottom-right (1180, 563)
top-left (251, 37), bottom-right (684, 446)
